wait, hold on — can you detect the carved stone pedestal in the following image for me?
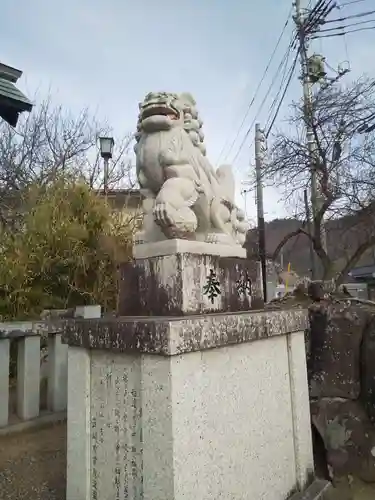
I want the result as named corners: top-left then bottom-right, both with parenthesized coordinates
top-left (120, 239), bottom-right (264, 316)
top-left (63, 308), bottom-right (331, 500)
top-left (64, 238), bottom-right (331, 500)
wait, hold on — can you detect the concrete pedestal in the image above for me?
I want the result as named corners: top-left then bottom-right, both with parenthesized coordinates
top-left (64, 307), bottom-right (329, 500)
top-left (64, 243), bottom-right (330, 499)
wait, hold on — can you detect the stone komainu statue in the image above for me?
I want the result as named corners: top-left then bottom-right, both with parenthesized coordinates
top-left (134, 91), bottom-right (249, 246)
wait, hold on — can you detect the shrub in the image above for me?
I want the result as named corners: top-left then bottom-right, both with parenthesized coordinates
top-left (0, 177), bottom-right (135, 320)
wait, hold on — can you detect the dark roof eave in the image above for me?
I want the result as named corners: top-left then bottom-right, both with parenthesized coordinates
top-left (0, 106), bottom-right (32, 128)
top-left (0, 75), bottom-right (33, 126)
top-left (0, 94), bottom-right (33, 127)
top-left (0, 95), bottom-right (33, 113)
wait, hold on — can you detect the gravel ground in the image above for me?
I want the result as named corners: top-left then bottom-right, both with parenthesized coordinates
top-left (0, 421), bottom-right (66, 500)
top-left (0, 419), bottom-right (375, 500)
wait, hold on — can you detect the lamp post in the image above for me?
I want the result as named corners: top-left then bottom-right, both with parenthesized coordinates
top-left (99, 136), bottom-right (114, 197)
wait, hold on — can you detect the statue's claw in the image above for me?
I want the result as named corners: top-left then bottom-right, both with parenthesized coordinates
top-left (153, 202), bottom-right (174, 228)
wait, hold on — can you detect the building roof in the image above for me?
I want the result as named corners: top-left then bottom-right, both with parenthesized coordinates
top-left (0, 62), bottom-right (33, 127)
top-left (349, 265), bottom-right (375, 280)
top-left (96, 189), bottom-right (142, 210)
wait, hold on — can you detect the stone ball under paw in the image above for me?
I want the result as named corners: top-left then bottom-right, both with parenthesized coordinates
top-left (162, 206), bottom-right (197, 239)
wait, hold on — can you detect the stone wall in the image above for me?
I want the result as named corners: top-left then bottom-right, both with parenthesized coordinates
top-left (297, 287), bottom-right (375, 482)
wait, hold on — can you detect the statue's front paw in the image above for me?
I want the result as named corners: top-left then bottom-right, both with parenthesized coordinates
top-left (153, 202), bottom-right (175, 228)
top-left (153, 202), bottom-right (198, 238)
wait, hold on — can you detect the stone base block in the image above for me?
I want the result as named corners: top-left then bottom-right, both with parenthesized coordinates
top-left (132, 238), bottom-right (247, 259)
top-left (64, 308), bottom-right (315, 500)
top-left (120, 249), bottom-right (263, 316)
top-left (64, 308), bottom-right (308, 355)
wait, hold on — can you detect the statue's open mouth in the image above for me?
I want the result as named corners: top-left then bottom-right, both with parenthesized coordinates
top-left (141, 104), bottom-right (179, 121)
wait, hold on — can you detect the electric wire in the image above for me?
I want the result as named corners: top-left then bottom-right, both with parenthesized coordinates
top-left (230, 0), bottom-right (330, 167)
top-left (338, 1), bottom-right (351, 64)
top-left (323, 8), bottom-right (375, 24)
top-left (228, 40), bottom-right (296, 168)
top-left (313, 3), bottom-right (375, 38)
top-left (263, 33), bottom-right (297, 129)
top-left (265, 50), bottom-right (300, 138)
top-left (328, 0), bottom-right (351, 64)
top-left (314, 24), bottom-right (375, 37)
top-left (222, 1), bottom-right (331, 169)
top-left (343, 28), bottom-right (350, 63)
top-left (231, 47), bottom-right (299, 166)
top-left (264, 45), bottom-right (294, 131)
top-left (357, 111), bottom-right (375, 132)
top-left (340, 0), bottom-right (367, 5)
top-left (304, 0), bottom-right (337, 35)
top-left (217, 7), bottom-right (294, 165)
top-left (317, 17), bottom-right (375, 32)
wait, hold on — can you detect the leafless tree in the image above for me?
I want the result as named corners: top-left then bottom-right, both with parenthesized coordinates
top-left (0, 94), bottom-right (135, 221)
top-left (265, 76), bottom-right (375, 284)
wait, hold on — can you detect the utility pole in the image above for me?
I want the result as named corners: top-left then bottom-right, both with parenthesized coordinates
top-left (255, 123), bottom-right (267, 303)
top-left (294, 0), bottom-right (328, 262)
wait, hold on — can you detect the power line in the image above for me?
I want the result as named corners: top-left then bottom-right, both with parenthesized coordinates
top-left (223, 1), bottom-right (335, 170)
top-left (309, 0), bottom-right (352, 61)
top-left (230, 0), bottom-right (333, 166)
top-left (324, 59), bottom-right (340, 74)
top-left (304, 0), bottom-right (337, 35)
top-left (230, 45), bottom-right (298, 166)
top-left (314, 24), bottom-right (375, 37)
top-left (265, 48), bottom-right (294, 130)
top-left (323, 8), bottom-right (375, 23)
top-left (339, 0), bottom-right (368, 6)
top-left (317, 17), bottom-right (375, 33)
top-left (265, 50), bottom-right (300, 138)
top-left (336, 1), bottom-right (352, 63)
top-left (313, 1), bottom-right (374, 47)
top-left (220, 17), bottom-right (293, 164)
top-left (217, 8), bottom-right (294, 164)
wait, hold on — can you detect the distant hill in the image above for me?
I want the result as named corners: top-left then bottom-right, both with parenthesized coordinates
top-left (245, 215), bottom-right (375, 278)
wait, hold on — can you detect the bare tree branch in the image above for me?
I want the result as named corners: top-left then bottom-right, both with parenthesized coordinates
top-left (272, 227), bottom-right (311, 261)
top-left (264, 76), bottom-right (375, 283)
top-left (0, 93), bottom-right (135, 223)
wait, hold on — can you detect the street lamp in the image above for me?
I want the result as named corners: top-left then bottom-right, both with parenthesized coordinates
top-left (99, 136), bottom-right (114, 196)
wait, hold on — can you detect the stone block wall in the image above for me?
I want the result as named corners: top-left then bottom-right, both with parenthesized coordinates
top-left (307, 298), bottom-right (375, 482)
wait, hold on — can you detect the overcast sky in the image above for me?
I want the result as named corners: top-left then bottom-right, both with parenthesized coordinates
top-left (1, 0), bottom-right (374, 222)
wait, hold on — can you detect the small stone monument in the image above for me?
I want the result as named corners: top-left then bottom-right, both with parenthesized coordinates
top-left (64, 91), bottom-right (331, 500)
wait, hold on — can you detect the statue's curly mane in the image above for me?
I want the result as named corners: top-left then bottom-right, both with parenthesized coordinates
top-left (178, 94), bottom-right (207, 156)
top-left (135, 92), bottom-right (207, 156)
